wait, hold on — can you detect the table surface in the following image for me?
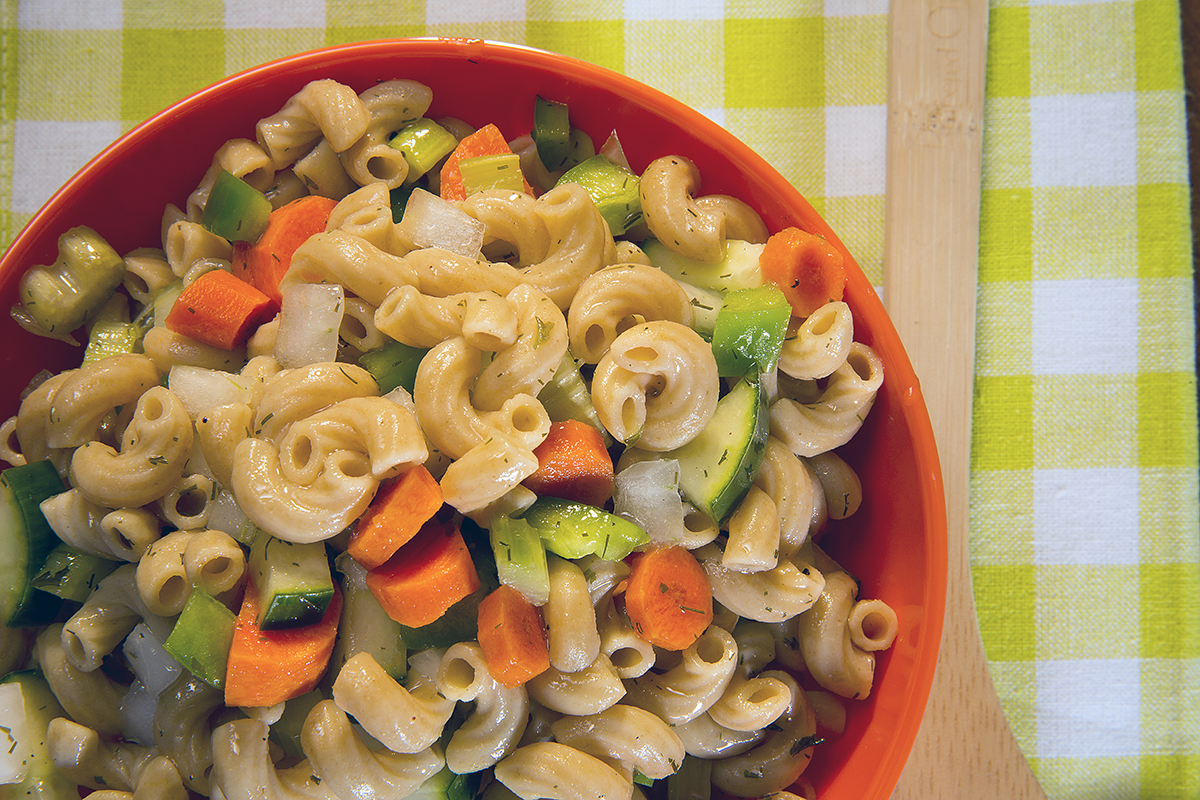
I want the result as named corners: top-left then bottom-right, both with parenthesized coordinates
top-left (0, 3), bottom-right (1196, 800)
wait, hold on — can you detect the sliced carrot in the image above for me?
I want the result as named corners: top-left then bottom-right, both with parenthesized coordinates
top-left (522, 420), bottom-right (615, 508)
top-left (164, 268), bottom-right (273, 350)
top-left (348, 465), bottom-right (444, 570)
top-left (224, 580), bottom-right (342, 708)
top-left (476, 584), bottom-right (551, 687)
top-left (439, 123), bottom-right (532, 202)
top-left (758, 227), bottom-right (847, 318)
top-left (231, 194), bottom-right (339, 311)
top-left (365, 518), bottom-right (481, 628)
top-left (623, 546), bottom-right (713, 651)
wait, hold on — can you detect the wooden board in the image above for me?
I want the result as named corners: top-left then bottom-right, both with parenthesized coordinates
top-left (882, 2), bottom-right (1046, 797)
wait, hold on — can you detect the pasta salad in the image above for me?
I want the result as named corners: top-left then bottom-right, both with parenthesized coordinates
top-left (0, 77), bottom-right (896, 800)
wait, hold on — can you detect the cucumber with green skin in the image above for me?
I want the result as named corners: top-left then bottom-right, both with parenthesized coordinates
top-left (0, 461), bottom-right (66, 628)
top-left (30, 543), bottom-right (118, 603)
top-left (667, 374), bottom-right (769, 524)
top-left (0, 671), bottom-right (78, 799)
top-left (643, 238), bottom-right (765, 293)
top-left (248, 531), bottom-right (335, 630)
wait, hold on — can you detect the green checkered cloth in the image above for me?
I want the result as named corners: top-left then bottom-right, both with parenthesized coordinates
top-left (1, 1), bottom-right (1196, 797)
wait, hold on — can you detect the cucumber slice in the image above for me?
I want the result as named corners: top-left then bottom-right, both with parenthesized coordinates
top-left (407, 766), bottom-right (481, 800)
top-left (489, 516), bottom-right (550, 606)
top-left (677, 280), bottom-right (724, 341)
top-left (644, 238), bottom-right (765, 293)
top-left (269, 689), bottom-right (325, 760)
top-left (0, 462), bottom-right (66, 627)
top-left (331, 552), bottom-right (406, 681)
top-left (248, 532), bottom-right (335, 630)
top-left (0, 671), bottom-right (77, 797)
top-left (538, 353), bottom-right (612, 446)
top-left (163, 587), bottom-right (237, 689)
top-left (668, 375), bottom-right (769, 524)
top-left (521, 497), bottom-right (649, 561)
top-left (30, 543), bottom-right (118, 603)
top-left (558, 155), bottom-right (642, 235)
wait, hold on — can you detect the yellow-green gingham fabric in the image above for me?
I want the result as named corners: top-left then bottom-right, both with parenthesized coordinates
top-left (0, 1), bottom-right (1197, 798)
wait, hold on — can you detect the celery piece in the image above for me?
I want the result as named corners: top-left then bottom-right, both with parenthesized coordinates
top-left (489, 516), bottom-right (550, 606)
top-left (152, 281), bottom-right (184, 328)
top-left (565, 127), bottom-right (596, 171)
top-left (710, 284), bottom-right (792, 377)
top-left (0, 462), bottom-right (66, 628)
top-left (359, 339), bottom-right (428, 394)
top-left (458, 153), bottom-right (524, 196)
top-left (532, 95), bottom-right (572, 171)
top-left (538, 353), bottom-right (612, 446)
top-left (30, 543), bottom-right (118, 603)
top-left (521, 498), bottom-right (649, 562)
top-left (558, 155), bottom-right (643, 235)
top-left (11, 226), bottom-right (125, 344)
top-left (389, 119), bottom-right (459, 184)
top-left (83, 293), bottom-right (147, 364)
top-left (202, 169), bottom-right (272, 243)
top-left (163, 587), bottom-right (237, 689)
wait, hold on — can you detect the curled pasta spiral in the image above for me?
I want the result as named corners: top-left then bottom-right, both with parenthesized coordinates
top-left (567, 263), bottom-right (695, 365)
top-left (590, 320), bottom-right (718, 451)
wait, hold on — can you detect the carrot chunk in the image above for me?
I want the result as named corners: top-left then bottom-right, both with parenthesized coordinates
top-left (365, 519), bottom-right (481, 628)
top-left (758, 227), bottom-right (847, 318)
top-left (623, 546), bottom-right (713, 651)
top-left (522, 420), bottom-right (615, 508)
top-left (477, 584), bottom-right (551, 687)
top-left (163, 268), bottom-right (273, 350)
top-left (348, 465), bottom-right (444, 570)
top-left (224, 580), bottom-right (342, 708)
top-left (231, 194), bottom-right (339, 312)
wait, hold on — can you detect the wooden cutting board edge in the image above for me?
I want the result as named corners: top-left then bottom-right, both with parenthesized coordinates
top-left (882, 2), bottom-right (1047, 798)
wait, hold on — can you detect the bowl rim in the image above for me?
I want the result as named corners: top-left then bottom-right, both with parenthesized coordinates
top-left (1, 36), bottom-right (947, 800)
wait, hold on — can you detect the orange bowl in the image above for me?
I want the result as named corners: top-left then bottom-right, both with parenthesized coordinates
top-left (0, 38), bottom-right (946, 799)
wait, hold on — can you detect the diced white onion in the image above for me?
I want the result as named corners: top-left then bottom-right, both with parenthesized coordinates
top-left (275, 282), bottom-right (345, 368)
top-left (119, 679), bottom-right (158, 746)
top-left (123, 622), bottom-right (182, 696)
top-left (382, 385), bottom-right (417, 416)
top-left (168, 364), bottom-right (253, 419)
top-left (208, 486), bottom-right (257, 545)
top-left (399, 188), bottom-right (485, 258)
top-left (613, 458), bottom-right (692, 547)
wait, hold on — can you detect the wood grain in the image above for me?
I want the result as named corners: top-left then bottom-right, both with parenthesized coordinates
top-left (882, 2), bottom-right (1046, 798)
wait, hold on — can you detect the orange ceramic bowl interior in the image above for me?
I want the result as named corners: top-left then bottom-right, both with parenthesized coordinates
top-left (0, 39), bottom-right (946, 800)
